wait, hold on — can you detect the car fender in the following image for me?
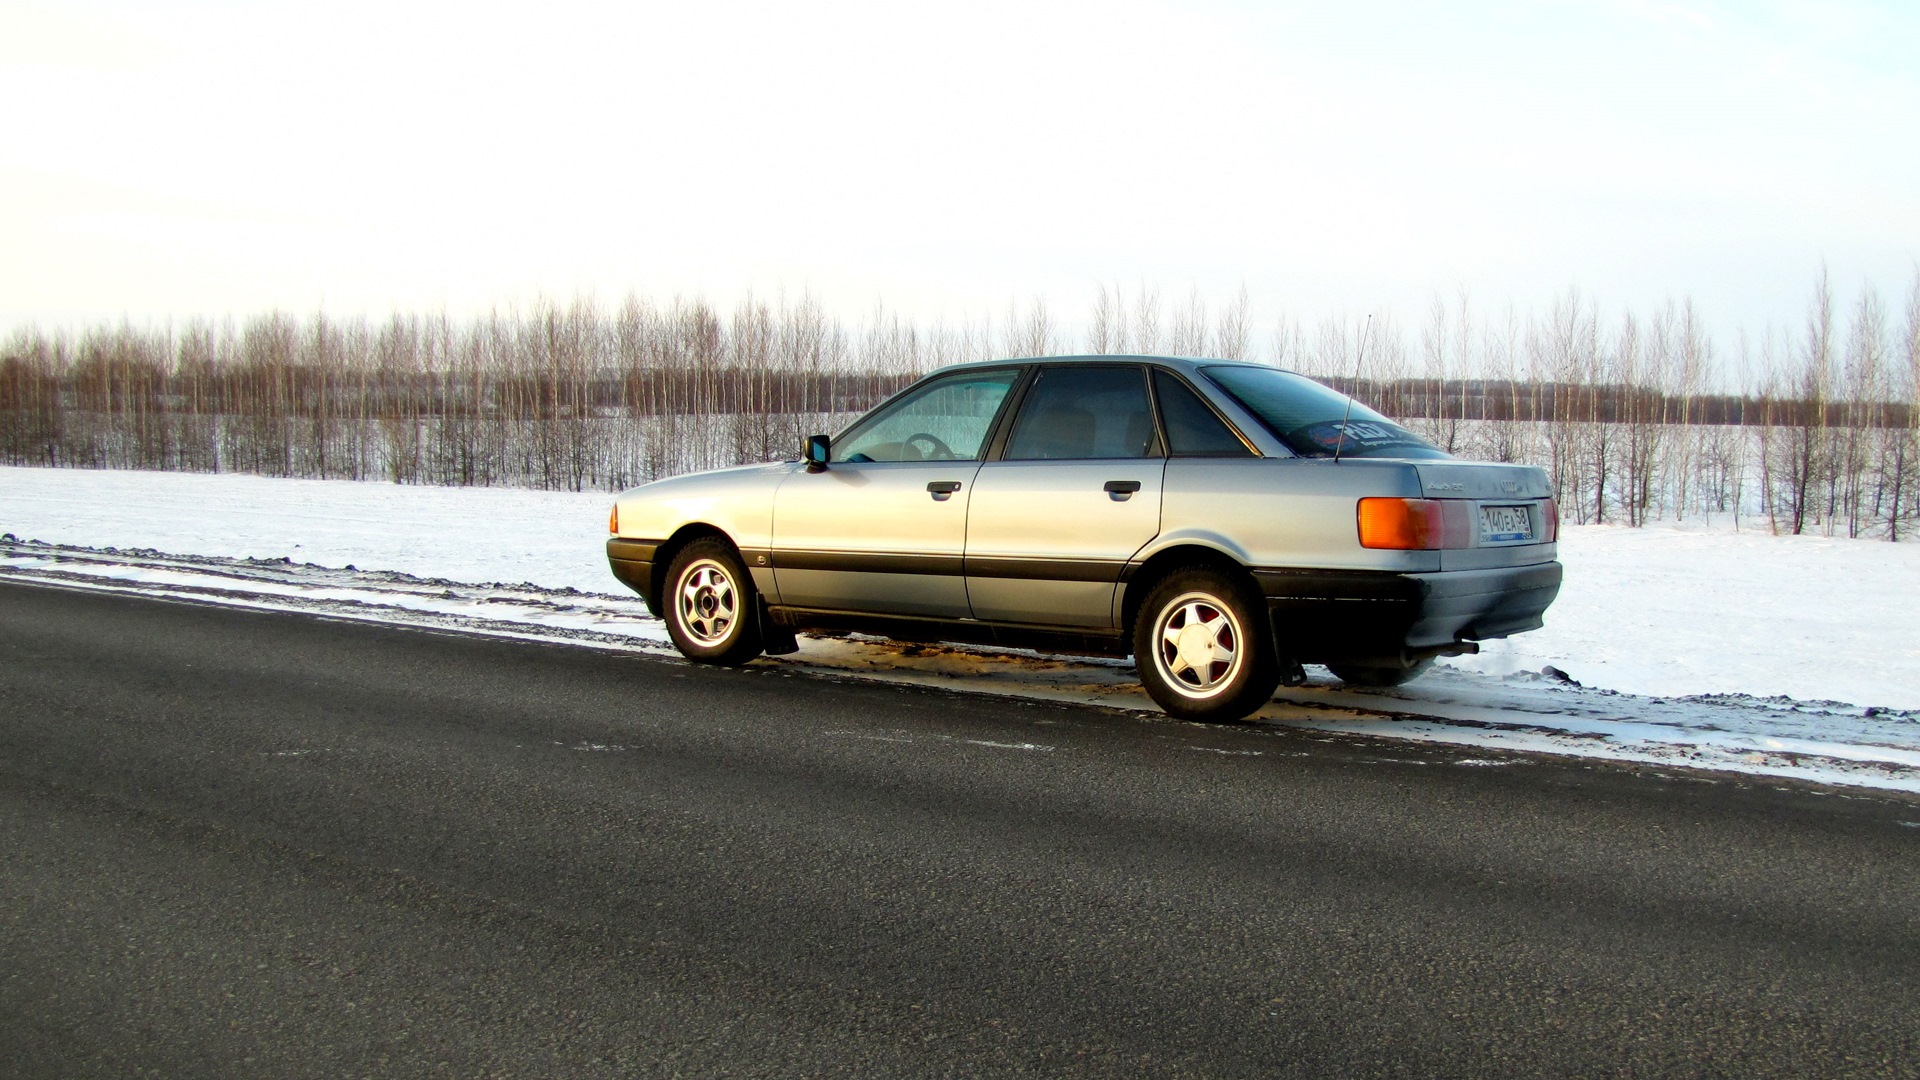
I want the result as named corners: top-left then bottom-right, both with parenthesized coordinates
top-left (612, 462), bottom-right (793, 595)
top-left (1127, 528), bottom-right (1254, 570)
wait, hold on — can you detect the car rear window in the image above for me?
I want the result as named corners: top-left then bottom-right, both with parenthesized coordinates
top-left (1200, 365), bottom-right (1448, 460)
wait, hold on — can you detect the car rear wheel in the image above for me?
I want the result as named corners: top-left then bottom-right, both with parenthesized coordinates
top-left (1134, 567), bottom-right (1282, 722)
top-left (663, 537), bottom-right (765, 665)
top-left (1327, 658), bottom-right (1434, 688)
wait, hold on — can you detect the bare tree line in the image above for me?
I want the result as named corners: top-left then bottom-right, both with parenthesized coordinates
top-left (1271, 272), bottom-right (1920, 540)
top-left (1, 294), bottom-right (956, 491)
top-left (4, 272), bottom-right (1918, 539)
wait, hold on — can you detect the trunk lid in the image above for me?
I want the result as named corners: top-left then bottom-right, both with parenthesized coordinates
top-left (1412, 461), bottom-right (1558, 570)
top-left (1411, 460), bottom-right (1553, 500)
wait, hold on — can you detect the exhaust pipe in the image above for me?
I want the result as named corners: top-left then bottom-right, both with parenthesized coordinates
top-left (1411, 641), bottom-right (1480, 663)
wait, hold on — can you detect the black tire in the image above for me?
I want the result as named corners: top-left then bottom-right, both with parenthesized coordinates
top-left (1327, 658), bottom-right (1434, 688)
top-left (662, 537), bottom-right (765, 665)
top-left (1133, 566), bottom-right (1281, 722)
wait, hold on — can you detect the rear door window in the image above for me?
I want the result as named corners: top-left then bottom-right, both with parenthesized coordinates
top-left (1003, 366), bottom-right (1160, 460)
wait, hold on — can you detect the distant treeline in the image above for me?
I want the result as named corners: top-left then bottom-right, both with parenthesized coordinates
top-left (0, 297), bottom-right (930, 491)
top-left (4, 271), bottom-right (1918, 539)
top-left (1320, 377), bottom-right (1909, 429)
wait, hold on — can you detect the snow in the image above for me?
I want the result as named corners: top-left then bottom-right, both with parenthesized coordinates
top-left (1458, 521), bottom-right (1920, 710)
top-left (6, 463), bottom-right (1920, 794)
top-left (0, 466), bottom-right (618, 593)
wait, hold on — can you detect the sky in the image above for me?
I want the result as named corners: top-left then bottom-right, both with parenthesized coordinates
top-left (3, 0), bottom-right (1917, 350)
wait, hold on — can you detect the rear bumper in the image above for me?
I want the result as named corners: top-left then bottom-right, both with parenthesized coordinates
top-left (1252, 561), bottom-right (1562, 662)
top-left (606, 537), bottom-right (661, 614)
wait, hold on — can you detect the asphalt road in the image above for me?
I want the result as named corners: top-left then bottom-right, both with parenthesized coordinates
top-left (3, 580), bottom-right (1918, 1077)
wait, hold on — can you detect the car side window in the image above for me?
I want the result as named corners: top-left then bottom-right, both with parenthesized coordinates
top-left (835, 369), bottom-right (1020, 463)
top-left (1154, 370), bottom-right (1254, 457)
top-left (1003, 366), bottom-right (1160, 460)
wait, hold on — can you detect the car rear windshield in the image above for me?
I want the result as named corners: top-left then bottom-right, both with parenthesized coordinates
top-left (1200, 365), bottom-right (1449, 460)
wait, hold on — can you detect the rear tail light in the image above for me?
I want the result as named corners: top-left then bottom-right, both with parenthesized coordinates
top-left (1541, 497), bottom-right (1559, 542)
top-left (1357, 498), bottom-right (1472, 550)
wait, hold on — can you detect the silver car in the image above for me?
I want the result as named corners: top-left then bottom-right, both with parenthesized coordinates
top-left (607, 356), bottom-right (1561, 722)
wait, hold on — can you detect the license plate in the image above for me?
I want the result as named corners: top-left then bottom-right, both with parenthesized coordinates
top-left (1479, 505), bottom-right (1534, 543)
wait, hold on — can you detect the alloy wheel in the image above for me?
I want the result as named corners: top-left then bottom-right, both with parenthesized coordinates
top-left (1153, 591), bottom-right (1245, 699)
top-left (676, 558), bottom-right (740, 647)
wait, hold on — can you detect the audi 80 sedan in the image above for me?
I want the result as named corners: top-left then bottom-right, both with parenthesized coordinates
top-left (606, 355), bottom-right (1561, 722)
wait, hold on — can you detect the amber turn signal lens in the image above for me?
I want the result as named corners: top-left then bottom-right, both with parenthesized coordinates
top-left (608, 504), bottom-right (619, 534)
top-left (1357, 497), bottom-right (1475, 550)
top-left (1357, 498), bottom-right (1443, 549)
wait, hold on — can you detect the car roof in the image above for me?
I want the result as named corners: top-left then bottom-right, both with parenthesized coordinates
top-left (931, 354), bottom-right (1270, 378)
top-left (855, 354), bottom-right (1301, 460)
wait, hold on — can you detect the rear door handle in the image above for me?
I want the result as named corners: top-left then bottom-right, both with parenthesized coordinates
top-left (1103, 480), bottom-right (1142, 500)
top-left (927, 480), bottom-right (963, 500)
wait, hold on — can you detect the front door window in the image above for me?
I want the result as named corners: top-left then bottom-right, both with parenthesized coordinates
top-left (836, 369), bottom-right (1021, 463)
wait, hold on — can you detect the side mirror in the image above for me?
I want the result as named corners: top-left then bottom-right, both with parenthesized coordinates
top-left (803, 434), bottom-right (831, 472)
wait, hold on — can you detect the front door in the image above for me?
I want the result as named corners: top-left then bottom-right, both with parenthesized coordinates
top-left (964, 365), bottom-right (1166, 628)
top-left (770, 367), bottom-right (1021, 618)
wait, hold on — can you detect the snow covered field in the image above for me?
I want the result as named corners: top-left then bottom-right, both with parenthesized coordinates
top-left (5, 464), bottom-right (1920, 794)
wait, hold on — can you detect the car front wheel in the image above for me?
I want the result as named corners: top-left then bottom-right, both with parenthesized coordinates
top-left (1134, 567), bottom-right (1282, 722)
top-left (663, 537), bottom-right (765, 665)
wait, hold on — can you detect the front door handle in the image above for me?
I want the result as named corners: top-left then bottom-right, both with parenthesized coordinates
top-left (927, 480), bottom-right (963, 501)
top-left (1103, 480), bottom-right (1142, 500)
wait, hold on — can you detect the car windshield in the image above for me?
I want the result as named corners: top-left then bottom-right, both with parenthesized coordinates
top-left (1200, 365), bottom-right (1448, 460)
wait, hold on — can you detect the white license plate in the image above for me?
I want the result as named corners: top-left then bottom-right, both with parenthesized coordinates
top-left (1480, 505), bottom-right (1534, 543)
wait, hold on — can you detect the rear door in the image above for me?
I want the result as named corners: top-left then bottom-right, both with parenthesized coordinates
top-left (963, 365), bottom-right (1165, 628)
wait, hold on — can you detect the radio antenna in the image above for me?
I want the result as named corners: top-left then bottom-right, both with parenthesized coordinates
top-left (1333, 313), bottom-right (1372, 464)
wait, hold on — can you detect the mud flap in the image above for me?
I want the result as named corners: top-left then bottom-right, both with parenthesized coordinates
top-left (1268, 613), bottom-right (1308, 686)
top-left (759, 599), bottom-right (800, 655)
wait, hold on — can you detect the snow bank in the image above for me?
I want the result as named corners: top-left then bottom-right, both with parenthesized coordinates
top-left (4, 464), bottom-right (1919, 712)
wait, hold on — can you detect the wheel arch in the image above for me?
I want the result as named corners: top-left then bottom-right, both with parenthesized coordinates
top-left (1119, 540), bottom-right (1256, 643)
top-left (649, 522), bottom-right (735, 615)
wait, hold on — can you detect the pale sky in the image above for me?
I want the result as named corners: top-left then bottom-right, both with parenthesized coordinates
top-left (3, 0), bottom-right (1916, 345)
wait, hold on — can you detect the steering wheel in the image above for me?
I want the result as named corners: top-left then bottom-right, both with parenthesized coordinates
top-left (905, 432), bottom-right (957, 460)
